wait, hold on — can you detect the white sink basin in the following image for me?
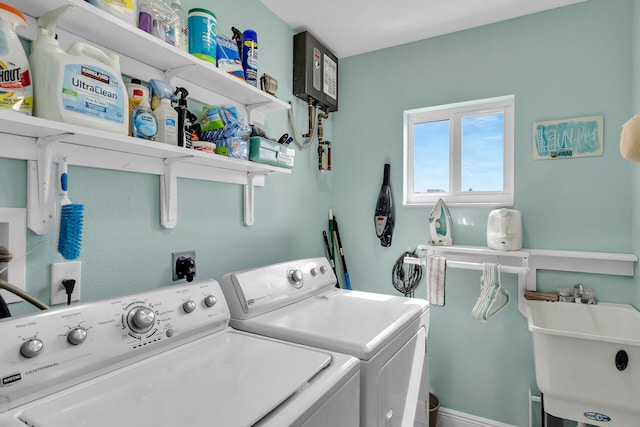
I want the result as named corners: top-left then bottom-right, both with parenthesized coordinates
top-left (526, 300), bottom-right (640, 426)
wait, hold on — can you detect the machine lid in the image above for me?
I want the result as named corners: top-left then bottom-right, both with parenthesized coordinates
top-left (232, 288), bottom-right (429, 360)
top-left (13, 331), bottom-right (332, 427)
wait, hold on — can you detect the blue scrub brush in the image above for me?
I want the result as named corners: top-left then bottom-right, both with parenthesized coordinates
top-left (57, 158), bottom-right (83, 260)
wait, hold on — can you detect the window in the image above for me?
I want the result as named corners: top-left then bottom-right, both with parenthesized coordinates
top-left (403, 95), bottom-right (514, 206)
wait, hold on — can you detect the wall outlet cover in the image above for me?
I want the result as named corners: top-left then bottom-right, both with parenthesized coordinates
top-left (51, 261), bottom-right (81, 305)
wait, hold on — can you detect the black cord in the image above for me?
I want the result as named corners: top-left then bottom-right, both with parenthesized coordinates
top-left (392, 250), bottom-right (423, 297)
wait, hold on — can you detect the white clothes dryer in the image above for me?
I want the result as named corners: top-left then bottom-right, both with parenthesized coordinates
top-left (221, 257), bottom-right (430, 427)
top-left (0, 280), bottom-right (360, 427)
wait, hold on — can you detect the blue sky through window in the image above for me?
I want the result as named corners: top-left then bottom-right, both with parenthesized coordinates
top-left (462, 113), bottom-right (504, 192)
top-left (413, 112), bottom-right (504, 193)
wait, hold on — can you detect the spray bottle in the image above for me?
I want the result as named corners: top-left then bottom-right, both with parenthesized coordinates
top-left (374, 163), bottom-right (395, 247)
top-left (173, 87), bottom-right (196, 148)
top-left (241, 29), bottom-right (258, 87)
top-left (0, 3), bottom-right (32, 115)
top-left (30, 5), bottom-right (128, 134)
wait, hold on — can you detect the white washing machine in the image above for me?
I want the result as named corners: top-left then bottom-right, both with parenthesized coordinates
top-left (221, 257), bottom-right (430, 427)
top-left (0, 279), bottom-right (360, 427)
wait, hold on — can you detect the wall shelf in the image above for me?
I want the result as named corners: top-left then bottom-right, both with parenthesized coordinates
top-left (9, 0), bottom-right (290, 120)
top-left (2, 0), bottom-right (292, 231)
top-left (407, 244), bottom-right (637, 316)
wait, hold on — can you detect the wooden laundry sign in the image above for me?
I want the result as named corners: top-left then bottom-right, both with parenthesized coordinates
top-left (532, 115), bottom-right (603, 159)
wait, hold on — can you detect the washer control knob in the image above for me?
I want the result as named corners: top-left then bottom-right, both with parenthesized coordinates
top-left (204, 295), bottom-right (217, 307)
top-left (310, 268), bottom-right (319, 277)
top-left (287, 269), bottom-right (303, 288)
top-left (183, 300), bottom-right (196, 313)
top-left (20, 339), bottom-right (43, 358)
top-left (67, 327), bottom-right (88, 345)
top-left (128, 307), bottom-right (155, 333)
top-left (320, 265), bottom-right (328, 274)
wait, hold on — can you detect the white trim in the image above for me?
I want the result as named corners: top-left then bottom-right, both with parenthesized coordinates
top-left (403, 95), bottom-right (515, 207)
top-left (435, 407), bottom-right (517, 427)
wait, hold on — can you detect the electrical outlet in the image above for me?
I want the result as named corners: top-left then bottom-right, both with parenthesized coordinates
top-left (172, 250), bottom-right (196, 281)
top-left (50, 261), bottom-right (81, 305)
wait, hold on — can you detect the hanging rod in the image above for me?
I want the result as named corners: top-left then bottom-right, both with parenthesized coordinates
top-left (446, 261), bottom-right (528, 275)
top-left (404, 256), bottom-right (528, 275)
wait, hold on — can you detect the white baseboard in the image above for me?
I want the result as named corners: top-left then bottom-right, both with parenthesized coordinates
top-left (433, 407), bottom-right (517, 427)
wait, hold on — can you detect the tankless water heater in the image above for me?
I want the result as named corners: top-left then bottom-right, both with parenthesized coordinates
top-left (293, 31), bottom-right (338, 112)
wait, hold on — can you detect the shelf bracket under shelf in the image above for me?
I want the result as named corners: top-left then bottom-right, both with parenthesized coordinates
top-left (164, 64), bottom-right (197, 85)
top-left (27, 133), bottom-right (73, 235)
top-left (160, 155), bottom-right (194, 229)
top-left (243, 172), bottom-right (264, 227)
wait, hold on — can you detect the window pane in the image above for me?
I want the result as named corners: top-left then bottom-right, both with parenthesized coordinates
top-left (413, 120), bottom-right (450, 193)
top-left (461, 113), bottom-right (504, 192)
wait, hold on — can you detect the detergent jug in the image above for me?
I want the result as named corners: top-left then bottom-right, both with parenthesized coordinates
top-left (487, 208), bottom-right (522, 251)
top-left (0, 3), bottom-right (32, 115)
top-left (29, 5), bottom-right (128, 135)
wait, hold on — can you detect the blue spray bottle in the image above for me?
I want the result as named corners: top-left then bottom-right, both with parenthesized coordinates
top-left (241, 29), bottom-right (258, 87)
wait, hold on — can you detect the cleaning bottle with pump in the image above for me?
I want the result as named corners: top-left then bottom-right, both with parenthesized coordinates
top-left (29, 5), bottom-right (128, 134)
top-left (0, 3), bottom-right (32, 115)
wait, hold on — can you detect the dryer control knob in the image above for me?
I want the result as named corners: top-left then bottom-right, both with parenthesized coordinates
top-left (287, 269), bottom-right (303, 288)
top-left (128, 307), bottom-right (155, 333)
top-left (183, 300), bottom-right (196, 313)
top-left (204, 295), bottom-right (217, 307)
top-left (310, 268), bottom-right (318, 276)
top-left (67, 327), bottom-right (88, 345)
top-left (319, 266), bottom-right (327, 274)
top-left (20, 339), bottom-right (43, 358)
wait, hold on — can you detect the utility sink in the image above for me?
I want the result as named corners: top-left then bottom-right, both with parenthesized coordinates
top-left (526, 300), bottom-right (640, 426)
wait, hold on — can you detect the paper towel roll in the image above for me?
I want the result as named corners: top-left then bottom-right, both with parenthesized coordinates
top-left (620, 113), bottom-right (640, 162)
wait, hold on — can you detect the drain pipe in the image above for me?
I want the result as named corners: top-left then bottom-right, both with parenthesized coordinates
top-left (529, 389), bottom-right (540, 427)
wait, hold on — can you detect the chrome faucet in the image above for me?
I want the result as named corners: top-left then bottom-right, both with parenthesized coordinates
top-left (573, 283), bottom-right (596, 304)
top-left (573, 283), bottom-right (584, 299)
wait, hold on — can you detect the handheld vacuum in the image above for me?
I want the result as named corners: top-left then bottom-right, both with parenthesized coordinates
top-left (374, 163), bottom-right (395, 247)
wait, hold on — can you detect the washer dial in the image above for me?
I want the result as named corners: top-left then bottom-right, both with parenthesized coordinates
top-left (21, 339), bottom-right (43, 358)
top-left (287, 269), bottom-right (303, 288)
top-left (67, 327), bottom-right (88, 345)
top-left (127, 306), bottom-right (156, 333)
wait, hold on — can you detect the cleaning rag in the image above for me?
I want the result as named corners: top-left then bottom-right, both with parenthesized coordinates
top-left (427, 255), bottom-right (446, 306)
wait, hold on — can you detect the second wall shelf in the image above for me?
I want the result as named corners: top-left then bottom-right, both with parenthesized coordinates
top-left (407, 244), bottom-right (637, 316)
top-left (0, 111), bottom-right (290, 232)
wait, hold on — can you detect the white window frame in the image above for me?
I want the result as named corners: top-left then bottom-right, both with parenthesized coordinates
top-left (403, 95), bottom-right (514, 206)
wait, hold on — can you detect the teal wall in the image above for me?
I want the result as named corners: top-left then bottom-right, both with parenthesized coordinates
top-left (1, 1), bottom-right (638, 426)
top-left (633, 0), bottom-right (640, 309)
top-left (334, 0), bottom-right (636, 425)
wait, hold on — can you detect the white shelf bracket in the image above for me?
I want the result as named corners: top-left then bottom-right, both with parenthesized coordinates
top-left (246, 102), bottom-right (270, 125)
top-left (164, 64), bottom-right (197, 85)
top-left (243, 172), bottom-right (264, 226)
top-left (160, 156), bottom-right (193, 229)
top-left (27, 133), bottom-right (73, 235)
